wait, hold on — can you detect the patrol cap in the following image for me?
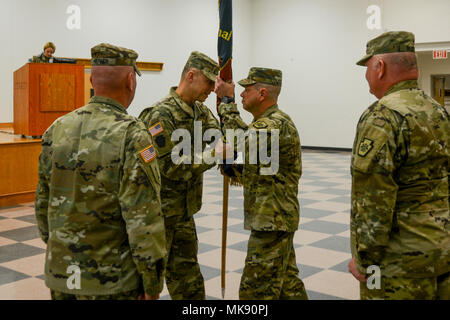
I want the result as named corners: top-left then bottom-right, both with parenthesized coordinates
top-left (356, 31), bottom-right (415, 66)
top-left (185, 51), bottom-right (219, 82)
top-left (238, 67), bottom-right (282, 87)
top-left (44, 42), bottom-right (55, 52)
top-left (91, 43), bottom-right (142, 76)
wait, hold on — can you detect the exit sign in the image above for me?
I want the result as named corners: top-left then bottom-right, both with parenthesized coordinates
top-left (433, 50), bottom-right (448, 59)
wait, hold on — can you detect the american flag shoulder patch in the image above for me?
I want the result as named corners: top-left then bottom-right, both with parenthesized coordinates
top-left (140, 145), bottom-right (157, 163)
top-left (149, 122), bottom-right (164, 136)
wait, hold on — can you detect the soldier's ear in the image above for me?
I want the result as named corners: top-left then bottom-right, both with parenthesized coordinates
top-left (260, 87), bottom-right (269, 100)
top-left (186, 70), bottom-right (196, 82)
top-left (126, 71), bottom-right (136, 92)
top-left (377, 59), bottom-right (386, 80)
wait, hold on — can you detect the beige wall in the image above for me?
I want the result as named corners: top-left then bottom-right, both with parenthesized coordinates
top-left (250, 0), bottom-right (450, 148)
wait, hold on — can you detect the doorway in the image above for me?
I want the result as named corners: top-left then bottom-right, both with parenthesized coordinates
top-left (431, 75), bottom-right (450, 114)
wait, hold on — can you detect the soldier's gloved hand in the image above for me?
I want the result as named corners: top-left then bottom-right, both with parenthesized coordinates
top-left (215, 76), bottom-right (235, 99)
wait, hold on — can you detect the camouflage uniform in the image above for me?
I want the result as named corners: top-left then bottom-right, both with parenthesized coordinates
top-left (32, 53), bottom-right (53, 63)
top-left (352, 32), bottom-right (450, 300)
top-left (50, 289), bottom-right (141, 300)
top-left (35, 44), bottom-right (166, 300)
top-left (138, 51), bottom-right (221, 300)
top-left (218, 68), bottom-right (308, 300)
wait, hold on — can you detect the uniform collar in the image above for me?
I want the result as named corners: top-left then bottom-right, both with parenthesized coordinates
top-left (169, 87), bottom-right (194, 118)
top-left (253, 104), bottom-right (279, 122)
top-left (89, 95), bottom-right (127, 114)
top-left (384, 80), bottom-right (419, 97)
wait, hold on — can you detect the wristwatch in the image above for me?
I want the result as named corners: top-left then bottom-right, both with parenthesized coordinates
top-left (220, 96), bottom-right (235, 104)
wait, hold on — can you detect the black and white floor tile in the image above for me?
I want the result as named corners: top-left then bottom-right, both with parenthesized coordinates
top-left (0, 150), bottom-right (359, 300)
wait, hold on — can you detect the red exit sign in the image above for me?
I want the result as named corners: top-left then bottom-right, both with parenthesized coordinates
top-left (433, 50), bottom-right (448, 59)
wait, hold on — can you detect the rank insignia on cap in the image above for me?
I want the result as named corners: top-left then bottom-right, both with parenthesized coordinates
top-left (149, 122), bottom-right (164, 136)
top-left (358, 138), bottom-right (374, 157)
top-left (140, 145), bottom-right (156, 163)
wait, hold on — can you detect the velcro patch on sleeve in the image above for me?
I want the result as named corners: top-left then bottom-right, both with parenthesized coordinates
top-left (140, 145), bottom-right (157, 163)
top-left (358, 138), bottom-right (374, 157)
top-left (372, 118), bottom-right (386, 128)
top-left (155, 135), bottom-right (166, 148)
top-left (149, 122), bottom-right (164, 136)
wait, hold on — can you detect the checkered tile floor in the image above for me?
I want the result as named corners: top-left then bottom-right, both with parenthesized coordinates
top-left (0, 150), bottom-right (359, 300)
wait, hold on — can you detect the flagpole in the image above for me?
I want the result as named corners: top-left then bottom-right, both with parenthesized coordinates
top-left (217, 0), bottom-right (233, 300)
top-left (221, 174), bottom-right (229, 299)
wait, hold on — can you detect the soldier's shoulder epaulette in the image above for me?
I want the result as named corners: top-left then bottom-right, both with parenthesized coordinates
top-left (193, 101), bottom-right (209, 114)
top-left (158, 97), bottom-right (183, 115)
top-left (359, 101), bottom-right (379, 121)
top-left (152, 95), bottom-right (174, 109)
top-left (379, 89), bottom-right (421, 116)
top-left (111, 108), bottom-right (136, 123)
top-left (194, 100), bottom-right (207, 110)
top-left (141, 99), bottom-right (174, 119)
top-left (360, 100), bottom-right (396, 128)
top-left (270, 110), bottom-right (291, 127)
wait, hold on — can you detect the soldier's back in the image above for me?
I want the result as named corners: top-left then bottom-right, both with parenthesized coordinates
top-left (356, 83), bottom-right (450, 277)
top-left (40, 96), bottom-right (159, 294)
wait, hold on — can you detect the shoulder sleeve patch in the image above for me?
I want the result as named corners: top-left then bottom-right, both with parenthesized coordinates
top-left (358, 138), bottom-right (374, 157)
top-left (149, 122), bottom-right (164, 136)
top-left (140, 145), bottom-right (157, 163)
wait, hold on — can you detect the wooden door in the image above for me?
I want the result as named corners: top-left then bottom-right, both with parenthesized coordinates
top-left (433, 76), bottom-right (445, 107)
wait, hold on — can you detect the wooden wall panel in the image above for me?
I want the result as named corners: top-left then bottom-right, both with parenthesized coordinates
top-left (75, 58), bottom-right (164, 71)
top-left (0, 132), bottom-right (41, 207)
top-left (84, 72), bottom-right (93, 105)
top-left (13, 64), bottom-right (30, 136)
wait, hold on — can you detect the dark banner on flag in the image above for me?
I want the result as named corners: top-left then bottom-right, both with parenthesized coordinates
top-left (218, 0), bottom-right (232, 79)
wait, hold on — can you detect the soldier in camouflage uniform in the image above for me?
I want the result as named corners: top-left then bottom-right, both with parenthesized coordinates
top-left (31, 42), bottom-right (56, 63)
top-left (138, 51), bottom-right (222, 300)
top-left (35, 43), bottom-right (166, 300)
top-left (215, 67), bottom-right (308, 300)
top-left (349, 31), bottom-right (450, 300)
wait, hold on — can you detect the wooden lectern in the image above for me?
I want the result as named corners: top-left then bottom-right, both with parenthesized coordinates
top-left (13, 63), bottom-right (84, 136)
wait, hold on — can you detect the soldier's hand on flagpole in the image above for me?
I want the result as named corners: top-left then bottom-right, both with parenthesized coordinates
top-left (215, 76), bottom-right (235, 99)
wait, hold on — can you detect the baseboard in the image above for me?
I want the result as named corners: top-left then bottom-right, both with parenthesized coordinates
top-left (0, 122), bottom-right (13, 129)
top-left (0, 191), bottom-right (35, 207)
